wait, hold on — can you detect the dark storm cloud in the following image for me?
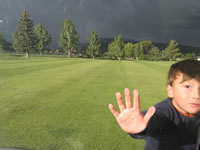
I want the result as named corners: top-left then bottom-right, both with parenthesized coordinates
top-left (78, 0), bottom-right (163, 41)
top-left (0, 0), bottom-right (200, 47)
top-left (156, 0), bottom-right (200, 47)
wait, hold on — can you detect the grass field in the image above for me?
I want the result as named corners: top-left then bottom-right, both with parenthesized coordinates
top-left (0, 56), bottom-right (173, 150)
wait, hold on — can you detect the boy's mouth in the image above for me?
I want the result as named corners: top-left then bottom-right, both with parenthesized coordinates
top-left (189, 103), bottom-right (200, 107)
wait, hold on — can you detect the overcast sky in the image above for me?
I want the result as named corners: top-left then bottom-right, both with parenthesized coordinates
top-left (0, 0), bottom-right (200, 47)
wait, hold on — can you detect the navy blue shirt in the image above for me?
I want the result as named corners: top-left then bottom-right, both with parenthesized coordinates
top-left (129, 98), bottom-right (200, 150)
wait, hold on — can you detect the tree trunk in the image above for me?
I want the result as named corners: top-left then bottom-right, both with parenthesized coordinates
top-left (40, 51), bottom-right (42, 56)
top-left (93, 56), bottom-right (95, 59)
top-left (0, 48), bottom-right (3, 55)
top-left (68, 49), bottom-right (71, 58)
top-left (25, 51), bottom-right (29, 59)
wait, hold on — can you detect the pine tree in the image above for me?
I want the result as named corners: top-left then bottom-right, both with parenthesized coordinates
top-left (86, 31), bottom-right (101, 59)
top-left (34, 23), bottom-right (51, 56)
top-left (58, 18), bottom-right (80, 58)
top-left (15, 10), bottom-right (36, 58)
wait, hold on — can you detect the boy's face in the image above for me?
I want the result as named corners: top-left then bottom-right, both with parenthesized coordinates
top-left (167, 72), bottom-right (200, 115)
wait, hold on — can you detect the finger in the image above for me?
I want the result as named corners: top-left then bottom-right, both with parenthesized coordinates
top-left (116, 92), bottom-right (126, 112)
top-left (108, 104), bottom-right (119, 119)
top-left (144, 106), bottom-right (156, 124)
top-left (124, 88), bottom-right (132, 108)
top-left (133, 89), bottom-right (140, 110)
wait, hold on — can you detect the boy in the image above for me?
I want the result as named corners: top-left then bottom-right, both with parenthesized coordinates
top-left (109, 59), bottom-right (200, 150)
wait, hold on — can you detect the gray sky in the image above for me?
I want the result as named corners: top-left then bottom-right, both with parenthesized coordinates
top-left (0, 0), bottom-right (200, 47)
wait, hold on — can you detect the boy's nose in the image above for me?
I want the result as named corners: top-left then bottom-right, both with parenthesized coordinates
top-left (193, 88), bottom-right (200, 100)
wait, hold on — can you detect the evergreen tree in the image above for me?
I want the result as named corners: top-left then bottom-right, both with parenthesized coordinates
top-left (34, 23), bottom-right (51, 56)
top-left (86, 31), bottom-right (101, 59)
top-left (58, 18), bottom-right (80, 58)
top-left (108, 34), bottom-right (124, 60)
top-left (15, 10), bottom-right (36, 58)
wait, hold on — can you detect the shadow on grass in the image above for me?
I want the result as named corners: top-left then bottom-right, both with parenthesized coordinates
top-left (50, 128), bottom-right (75, 138)
top-left (0, 147), bottom-right (33, 150)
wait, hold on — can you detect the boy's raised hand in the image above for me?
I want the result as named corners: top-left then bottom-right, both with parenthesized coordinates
top-left (109, 88), bottom-right (156, 134)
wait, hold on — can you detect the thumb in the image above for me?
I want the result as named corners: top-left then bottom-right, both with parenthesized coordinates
top-left (143, 106), bottom-right (156, 124)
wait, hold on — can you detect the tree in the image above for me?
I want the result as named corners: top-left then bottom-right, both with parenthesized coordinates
top-left (137, 41), bottom-right (155, 60)
top-left (34, 24), bottom-right (51, 56)
top-left (0, 33), bottom-right (8, 54)
top-left (162, 40), bottom-right (181, 61)
top-left (141, 41), bottom-right (154, 54)
top-left (86, 31), bottom-right (101, 59)
top-left (108, 34), bottom-right (124, 60)
top-left (133, 43), bottom-right (140, 60)
top-left (182, 53), bottom-right (196, 60)
top-left (87, 31), bottom-right (101, 58)
top-left (15, 10), bottom-right (36, 58)
top-left (148, 46), bottom-right (161, 61)
top-left (124, 42), bottom-right (135, 59)
top-left (12, 32), bottom-right (20, 54)
top-left (58, 18), bottom-right (80, 58)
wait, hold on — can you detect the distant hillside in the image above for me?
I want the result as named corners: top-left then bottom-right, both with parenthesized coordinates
top-left (80, 38), bottom-right (200, 55)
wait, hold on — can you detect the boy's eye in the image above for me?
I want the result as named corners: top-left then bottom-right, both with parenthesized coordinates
top-left (184, 85), bottom-right (191, 89)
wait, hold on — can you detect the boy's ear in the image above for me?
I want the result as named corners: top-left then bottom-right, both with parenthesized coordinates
top-left (166, 84), bottom-right (174, 98)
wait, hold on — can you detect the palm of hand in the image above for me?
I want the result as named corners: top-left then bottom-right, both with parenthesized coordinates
top-left (109, 88), bottom-right (156, 134)
top-left (117, 108), bottom-right (147, 133)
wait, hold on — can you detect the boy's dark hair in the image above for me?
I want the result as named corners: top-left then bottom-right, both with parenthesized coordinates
top-left (167, 59), bottom-right (200, 86)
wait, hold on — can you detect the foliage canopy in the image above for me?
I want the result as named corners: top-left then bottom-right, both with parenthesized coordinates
top-left (34, 23), bottom-right (52, 56)
top-left (58, 18), bottom-right (80, 58)
top-left (86, 31), bottom-right (101, 59)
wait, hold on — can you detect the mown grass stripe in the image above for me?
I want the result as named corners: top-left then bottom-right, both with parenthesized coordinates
top-left (0, 57), bottom-right (172, 150)
top-left (0, 58), bottom-right (92, 78)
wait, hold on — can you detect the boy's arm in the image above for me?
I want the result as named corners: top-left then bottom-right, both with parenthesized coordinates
top-left (109, 88), bottom-right (156, 134)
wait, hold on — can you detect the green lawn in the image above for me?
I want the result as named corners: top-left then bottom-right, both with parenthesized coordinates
top-left (0, 56), bottom-right (172, 150)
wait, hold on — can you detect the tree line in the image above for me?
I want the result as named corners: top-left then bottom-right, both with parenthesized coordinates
top-left (0, 10), bottom-right (197, 60)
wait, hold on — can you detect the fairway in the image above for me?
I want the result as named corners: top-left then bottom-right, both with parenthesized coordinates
top-left (0, 56), bottom-right (172, 150)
